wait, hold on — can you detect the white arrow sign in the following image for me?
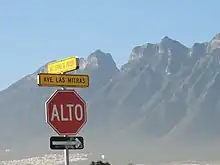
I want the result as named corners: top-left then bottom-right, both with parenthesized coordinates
top-left (74, 138), bottom-right (82, 148)
top-left (52, 138), bottom-right (82, 148)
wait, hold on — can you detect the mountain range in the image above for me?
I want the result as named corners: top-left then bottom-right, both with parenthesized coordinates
top-left (1, 34), bottom-right (220, 160)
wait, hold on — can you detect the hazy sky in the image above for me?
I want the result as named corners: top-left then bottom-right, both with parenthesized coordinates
top-left (0, 0), bottom-right (219, 90)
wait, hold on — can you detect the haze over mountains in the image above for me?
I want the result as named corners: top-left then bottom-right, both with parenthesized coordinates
top-left (1, 34), bottom-right (220, 161)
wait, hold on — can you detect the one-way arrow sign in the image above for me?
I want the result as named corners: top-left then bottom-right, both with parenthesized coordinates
top-left (50, 136), bottom-right (84, 150)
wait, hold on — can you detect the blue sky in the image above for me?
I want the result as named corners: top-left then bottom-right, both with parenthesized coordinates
top-left (0, 0), bottom-right (219, 90)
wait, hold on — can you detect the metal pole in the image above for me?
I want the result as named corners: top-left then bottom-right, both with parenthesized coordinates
top-left (61, 86), bottom-right (70, 165)
top-left (62, 69), bottom-right (77, 165)
top-left (64, 135), bottom-right (70, 165)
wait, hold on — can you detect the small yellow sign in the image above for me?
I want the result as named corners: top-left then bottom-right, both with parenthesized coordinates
top-left (47, 56), bottom-right (79, 74)
top-left (37, 73), bottom-right (89, 88)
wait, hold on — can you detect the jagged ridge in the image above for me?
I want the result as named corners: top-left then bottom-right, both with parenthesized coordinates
top-left (0, 34), bottom-right (220, 156)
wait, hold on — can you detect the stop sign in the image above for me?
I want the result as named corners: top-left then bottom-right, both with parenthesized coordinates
top-left (45, 89), bottom-right (87, 135)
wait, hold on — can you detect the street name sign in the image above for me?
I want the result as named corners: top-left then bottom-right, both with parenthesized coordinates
top-left (37, 73), bottom-right (89, 88)
top-left (45, 89), bottom-right (87, 135)
top-left (50, 136), bottom-right (84, 150)
top-left (47, 56), bottom-right (79, 74)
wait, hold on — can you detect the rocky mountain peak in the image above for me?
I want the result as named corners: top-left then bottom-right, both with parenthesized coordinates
top-left (78, 57), bottom-right (87, 70)
top-left (210, 33), bottom-right (220, 48)
top-left (160, 36), bottom-right (181, 46)
top-left (129, 43), bottom-right (159, 62)
top-left (213, 33), bottom-right (220, 40)
top-left (206, 33), bottom-right (220, 53)
top-left (129, 36), bottom-right (189, 63)
top-left (160, 36), bottom-right (173, 43)
top-left (159, 36), bottom-right (188, 53)
top-left (127, 36), bottom-right (190, 76)
top-left (85, 49), bottom-right (118, 70)
top-left (87, 49), bottom-right (112, 61)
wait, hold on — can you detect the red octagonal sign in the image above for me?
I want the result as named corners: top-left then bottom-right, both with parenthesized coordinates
top-left (45, 89), bottom-right (87, 135)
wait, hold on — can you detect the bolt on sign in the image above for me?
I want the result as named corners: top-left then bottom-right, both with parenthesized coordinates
top-left (47, 56), bottom-right (79, 74)
top-left (37, 73), bottom-right (89, 88)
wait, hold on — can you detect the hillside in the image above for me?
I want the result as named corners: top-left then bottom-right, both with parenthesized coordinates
top-left (1, 34), bottom-right (220, 159)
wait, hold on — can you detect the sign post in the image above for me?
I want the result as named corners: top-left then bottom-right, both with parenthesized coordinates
top-left (64, 134), bottom-right (70, 165)
top-left (62, 87), bottom-right (69, 165)
top-left (37, 56), bottom-right (88, 165)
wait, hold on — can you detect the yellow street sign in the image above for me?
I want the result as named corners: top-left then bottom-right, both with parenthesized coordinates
top-left (37, 73), bottom-right (89, 88)
top-left (47, 56), bottom-right (79, 74)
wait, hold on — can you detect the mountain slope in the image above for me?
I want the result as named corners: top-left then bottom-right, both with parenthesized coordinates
top-left (1, 34), bottom-right (220, 154)
top-left (87, 34), bottom-right (220, 142)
